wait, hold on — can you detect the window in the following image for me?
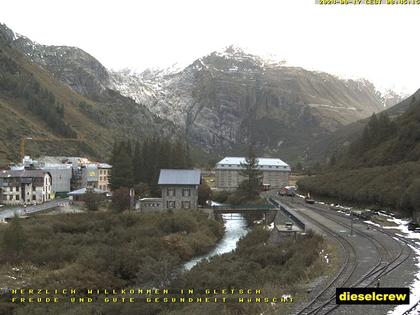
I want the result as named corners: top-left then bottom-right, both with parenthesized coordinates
top-left (16, 195), bottom-right (19, 201)
top-left (16, 186), bottom-right (19, 192)
top-left (182, 188), bottom-right (191, 197)
top-left (167, 201), bottom-right (175, 208)
top-left (167, 188), bottom-right (175, 197)
top-left (182, 201), bottom-right (190, 209)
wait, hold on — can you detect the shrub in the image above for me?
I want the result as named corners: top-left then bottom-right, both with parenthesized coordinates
top-left (158, 214), bottom-right (198, 234)
top-left (111, 187), bottom-right (131, 212)
top-left (212, 190), bottom-right (230, 203)
top-left (84, 191), bottom-right (104, 211)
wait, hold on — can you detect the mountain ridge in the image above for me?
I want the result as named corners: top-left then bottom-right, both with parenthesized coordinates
top-left (110, 46), bottom-right (402, 161)
top-left (0, 23), bottom-right (178, 165)
top-left (0, 23), bottom-right (405, 164)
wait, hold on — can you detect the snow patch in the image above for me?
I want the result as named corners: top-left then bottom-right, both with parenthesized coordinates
top-left (264, 222), bottom-right (274, 231)
top-left (320, 249), bottom-right (330, 264)
top-left (364, 220), bottom-right (381, 228)
top-left (388, 244), bottom-right (420, 315)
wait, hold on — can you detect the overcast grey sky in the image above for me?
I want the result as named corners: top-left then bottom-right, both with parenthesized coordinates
top-left (1, 0), bottom-right (419, 94)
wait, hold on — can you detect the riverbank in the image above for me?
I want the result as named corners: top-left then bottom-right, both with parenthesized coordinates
top-left (166, 227), bottom-right (329, 315)
top-left (0, 210), bottom-right (224, 314)
top-left (183, 213), bottom-right (249, 270)
top-left (0, 207), bottom-right (332, 315)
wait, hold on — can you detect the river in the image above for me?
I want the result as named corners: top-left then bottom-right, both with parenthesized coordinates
top-left (183, 213), bottom-right (250, 271)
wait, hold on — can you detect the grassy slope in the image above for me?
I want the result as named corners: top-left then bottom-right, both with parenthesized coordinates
top-left (0, 43), bottom-right (115, 165)
top-left (0, 40), bottom-right (180, 166)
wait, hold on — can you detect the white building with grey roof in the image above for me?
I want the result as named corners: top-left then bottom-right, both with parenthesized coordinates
top-left (215, 157), bottom-right (290, 191)
top-left (158, 169), bottom-right (201, 210)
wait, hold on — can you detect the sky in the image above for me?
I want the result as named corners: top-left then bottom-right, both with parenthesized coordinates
top-left (1, 0), bottom-right (419, 94)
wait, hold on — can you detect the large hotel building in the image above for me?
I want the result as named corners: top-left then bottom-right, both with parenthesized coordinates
top-left (215, 157), bottom-right (290, 191)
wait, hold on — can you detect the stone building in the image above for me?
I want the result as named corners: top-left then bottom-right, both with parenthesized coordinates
top-left (215, 157), bottom-right (290, 191)
top-left (158, 169), bottom-right (201, 210)
top-left (0, 169), bottom-right (52, 205)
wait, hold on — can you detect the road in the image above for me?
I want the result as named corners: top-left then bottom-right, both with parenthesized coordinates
top-left (0, 199), bottom-right (69, 221)
top-left (269, 195), bottom-right (418, 315)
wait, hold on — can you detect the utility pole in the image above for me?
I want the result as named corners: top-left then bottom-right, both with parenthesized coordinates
top-left (350, 208), bottom-right (353, 236)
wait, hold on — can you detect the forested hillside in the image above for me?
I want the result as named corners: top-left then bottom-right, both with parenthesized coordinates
top-left (298, 92), bottom-right (420, 221)
top-left (304, 89), bottom-right (420, 165)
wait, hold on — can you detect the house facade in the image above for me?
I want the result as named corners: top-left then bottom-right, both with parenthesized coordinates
top-left (215, 157), bottom-right (290, 191)
top-left (97, 163), bottom-right (112, 192)
top-left (0, 170), bottom-right (52, 205)
top-left (158, 169), bottom-right (201, 210)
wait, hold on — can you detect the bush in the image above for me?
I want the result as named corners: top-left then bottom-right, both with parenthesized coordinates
top-left (158, 214), bottom-right (198, 234)
top-left (211, 190), bottom-right (230, 203)
top-left (84, 191), bottom-right (104, 211)
top-left (198, 182), bottom-right (212, 206)
top-left (111, 187), bottom-right (131, 212)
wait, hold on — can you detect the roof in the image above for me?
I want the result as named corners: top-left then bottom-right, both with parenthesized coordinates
top-left (97, 163), bottom-right (112, 169)
top-left (216, 157), bottom-right (291, 171)
top-left (158, 169), bottom-right (201, 185)
top-left (0, 169), bottom-right (49, 178)
top-left (41, 163), bottom-right (72, 170)
top-left (140, 198), bottom-right (163, 202)
top-left (68, 188), bottom-right (106, 196)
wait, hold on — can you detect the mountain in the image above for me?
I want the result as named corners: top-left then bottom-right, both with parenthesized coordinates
top-left (0, 23), bottom-right (176, 165)
top-left (304, 89), bottom-right (419, 165)
top-left (2, 23), bottom-right (403, 165)
top-left (298, 91), bottom-right (420, 221)
top-left (109, 46), bottom-right (401, 161)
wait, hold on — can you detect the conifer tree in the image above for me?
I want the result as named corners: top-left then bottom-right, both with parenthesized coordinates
top-left (110, 142), bottom-right (134, 189)
top-left (238, 146), bottom-right (263, 200)
top-left (133, 141), bottom-right (143, 184)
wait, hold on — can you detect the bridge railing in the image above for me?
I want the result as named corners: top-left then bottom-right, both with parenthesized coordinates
top-left (268, 197), bottom-right (306, 231)
top-left (211, 204), bottom-right (276, 210)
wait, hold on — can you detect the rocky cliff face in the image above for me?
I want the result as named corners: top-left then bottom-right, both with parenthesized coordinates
top-left (11, 36), bottom-right (109, 99)
top-left (109, 47), bottom-right (401, 159)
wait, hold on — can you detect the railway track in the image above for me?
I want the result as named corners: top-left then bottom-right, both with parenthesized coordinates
top-left (291, 199), bottom-right (415, 315)
top-left (269, 197), bottom-right (414, 315)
